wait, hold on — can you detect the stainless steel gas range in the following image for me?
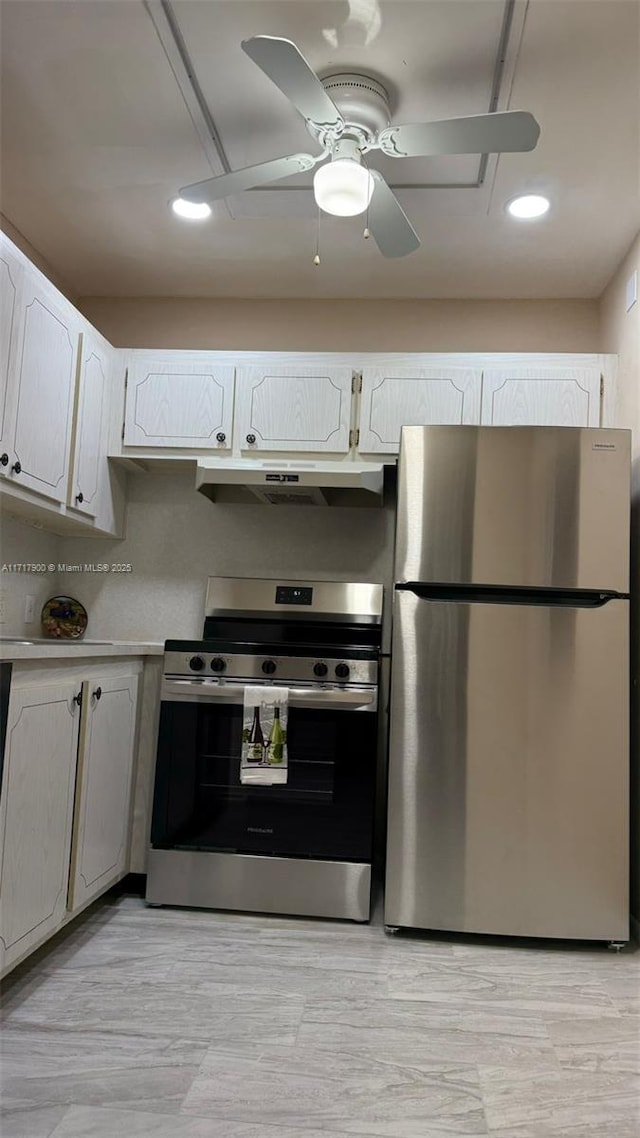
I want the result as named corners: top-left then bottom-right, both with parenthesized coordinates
top-left (146, 578), bottom-right (383, 921)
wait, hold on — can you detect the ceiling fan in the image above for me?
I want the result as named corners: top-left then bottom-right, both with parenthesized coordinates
top-left (180, 35), bottom-right (540, 258)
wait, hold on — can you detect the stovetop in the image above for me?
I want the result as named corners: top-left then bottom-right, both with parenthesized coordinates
top-left (164, 578), bottom-right (383, 687)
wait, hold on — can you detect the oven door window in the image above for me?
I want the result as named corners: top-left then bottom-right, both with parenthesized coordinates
top-left (151, 700), bottom-right (377, 862)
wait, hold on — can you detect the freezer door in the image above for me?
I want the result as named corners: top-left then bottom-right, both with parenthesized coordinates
top-left (395, 426), bottom-right (630, 592)
top-left (385, 590), bottom-right (629, 940)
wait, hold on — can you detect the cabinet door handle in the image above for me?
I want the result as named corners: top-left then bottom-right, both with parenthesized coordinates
top-left (73, 689), bottom-right (83, 707)
top-left (75, 491), bottom-right (84, 504)
top-left (246, 433), bottom-right (256, 445)
top-left (93, 686), bottom-right (102, 701)
top-left (11, 461), bottom-right (21, 474)
top-left (216, 432), bottom-right (226, 444)
top-left (0, 453), bottom-right (8, 466)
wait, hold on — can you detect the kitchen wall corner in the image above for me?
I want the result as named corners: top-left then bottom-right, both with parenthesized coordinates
top-left (599, 229), bottom-right (640, 925)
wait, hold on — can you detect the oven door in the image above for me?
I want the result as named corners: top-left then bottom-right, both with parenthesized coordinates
top-left (150, 679), bottom-right (378, 863)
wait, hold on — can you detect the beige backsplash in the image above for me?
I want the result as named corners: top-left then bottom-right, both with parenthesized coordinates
top-left (0, 514), bottom-right (62, 636)
top-left (53, 472), bottom-right (396, 648)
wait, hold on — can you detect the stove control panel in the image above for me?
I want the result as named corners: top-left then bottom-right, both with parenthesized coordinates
top-left (165, 649), bottom-right (378, 687)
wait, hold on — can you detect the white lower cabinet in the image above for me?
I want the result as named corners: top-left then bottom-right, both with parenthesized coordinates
top-left (0, 681), bottom-right (81, 974)
top-left (0, 662), bottom-right (141, 977)
top-left (68, 674), bottom-right (138, 912)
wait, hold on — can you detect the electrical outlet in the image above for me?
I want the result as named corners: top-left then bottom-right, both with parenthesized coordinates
top-left (24, 594), bottom-right (36, 623)
top-left (0, 588), bottom-right (6, 625)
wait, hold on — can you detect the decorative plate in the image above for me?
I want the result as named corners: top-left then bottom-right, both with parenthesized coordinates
top-left (41, 596), bottom-right (88, 640)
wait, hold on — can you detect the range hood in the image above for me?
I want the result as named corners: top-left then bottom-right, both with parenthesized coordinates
top-left (195, 458), bottom-right (384, 506)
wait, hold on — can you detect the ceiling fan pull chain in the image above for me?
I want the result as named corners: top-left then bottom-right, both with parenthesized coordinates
top-left (313, 202), bottom-right (321, 266)
top-left (362, 149), bottom-right (371, 240)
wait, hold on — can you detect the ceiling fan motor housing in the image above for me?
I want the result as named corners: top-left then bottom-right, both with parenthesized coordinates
top-left (310, 73), bottom-right (390, 147)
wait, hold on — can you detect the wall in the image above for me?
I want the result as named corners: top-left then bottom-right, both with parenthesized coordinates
top-left (79, 296), bottom-right (600, 353)
top-left (0, 214), bottom-right (77, 304)
top-left (0, 515), bottom-right (61, 636)
top-left (56, 472), bottom-right (396, 645)
top-left (599, 230), bottom-right (640, 926)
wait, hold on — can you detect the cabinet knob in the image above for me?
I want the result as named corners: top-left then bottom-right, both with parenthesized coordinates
top-left (93, 686), bottom-right (102, 702)
top-left (216, 432), bottom-right (226, 444)
top-left (0, 453), bottom-right (8, 466)
top-left (73, 689), bottom-right (83, 707)
top-left (75, 492), bottom-right (84, 504)
top-left (246, 433), bottom-right (256, 445)
top-left (11, 461), bottom-right (21, 475)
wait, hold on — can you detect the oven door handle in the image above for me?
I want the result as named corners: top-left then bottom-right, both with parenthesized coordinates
top-left (161, 679), bottom-right (378, 712)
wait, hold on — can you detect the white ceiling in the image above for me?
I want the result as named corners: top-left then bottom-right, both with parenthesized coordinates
top-left (1, 0), bottom-right (638, 299)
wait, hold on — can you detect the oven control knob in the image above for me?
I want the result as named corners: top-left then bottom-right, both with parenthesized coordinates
top-left (262, 659), bottom-right (277, 675)
top-left (210, 657), bottom-right (226, 673)
top-left (313, 662), bottom-right (328, 677)
top-left (189, 655), bottom-right (205, 672)
top-left (335, 663), bottom-right (350, 680)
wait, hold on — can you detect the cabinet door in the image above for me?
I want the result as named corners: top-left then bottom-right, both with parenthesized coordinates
top-left (359, 367), bottom-right (482, 454)
top-left (68, 675), bottom-right (138, 912)
top-left (236, 366), bottom-right (353, 453)
top-left (69, 331), bottom-right (109, 517)
top-left (482, 368), bottom-right (601, 427)
top-left (123, 354), bottom-right (234, 448)
top-left (0, 244), bottom-right (24, 474)
top-left (0, 682), bottom-right (80, 974)
top-left (9, 273), bottom-right (80, 502)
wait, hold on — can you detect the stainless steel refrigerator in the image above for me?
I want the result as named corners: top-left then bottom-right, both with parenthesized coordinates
top-left (385, 425), bottom-right (630, 943)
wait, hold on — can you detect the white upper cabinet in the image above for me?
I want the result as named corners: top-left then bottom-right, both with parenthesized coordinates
top-left (358, 367), bottom-right (483, 453)
top-left (481, 367), bottom-right (601, 427)
top-left (123, 353), bottom-right (234, 448)
top-left (69, 330), bottom-right (109, 517)
top-left (0, 244), bottom-right (24, 474)
top-left (0, 681), bottom-right (81, 975)
top-left (8, 274), bottom-right (80, 502)
top-left (236, 366), bottom-right (353, 454)
top-left (68, 674), bottom-right (138, 912)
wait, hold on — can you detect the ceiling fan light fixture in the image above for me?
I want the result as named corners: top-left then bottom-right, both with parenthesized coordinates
top-left (171, 197), bottom-right (212, 220)
top-left (313, 158), bottom-right (374, 217)
top-left (506, 194), bottom-right (550, 220)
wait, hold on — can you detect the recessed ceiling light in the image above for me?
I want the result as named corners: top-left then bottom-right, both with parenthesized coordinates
top-left (171, 197), bottom-right (212, 220)
top-left (506, 194), bottom-right (551, 220)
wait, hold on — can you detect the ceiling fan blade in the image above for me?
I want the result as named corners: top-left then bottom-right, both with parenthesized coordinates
top-left (367, 171), bottom-right (420, 258)
top-left (180, 153), bottom-right (319, 205)
top-left (378, 111), bottom-right (540, 158)
top-left (242, 35), bottom-right (343, 130)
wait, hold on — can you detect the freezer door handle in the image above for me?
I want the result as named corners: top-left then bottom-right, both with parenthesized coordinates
top-left (395, 583), bottom-right (627, 607)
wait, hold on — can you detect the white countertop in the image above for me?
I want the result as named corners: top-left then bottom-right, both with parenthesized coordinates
top-left (0, 639), bottom-right (164, 661)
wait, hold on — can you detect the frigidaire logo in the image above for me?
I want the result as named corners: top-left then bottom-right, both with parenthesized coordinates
top-left (248, 826), bottom-right (273, 834)
top-left (592, 443), bottom-right (616, 451)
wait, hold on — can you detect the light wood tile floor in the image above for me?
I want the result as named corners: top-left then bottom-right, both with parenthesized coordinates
top-left (1, 894), bottom-right (638, 1137)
